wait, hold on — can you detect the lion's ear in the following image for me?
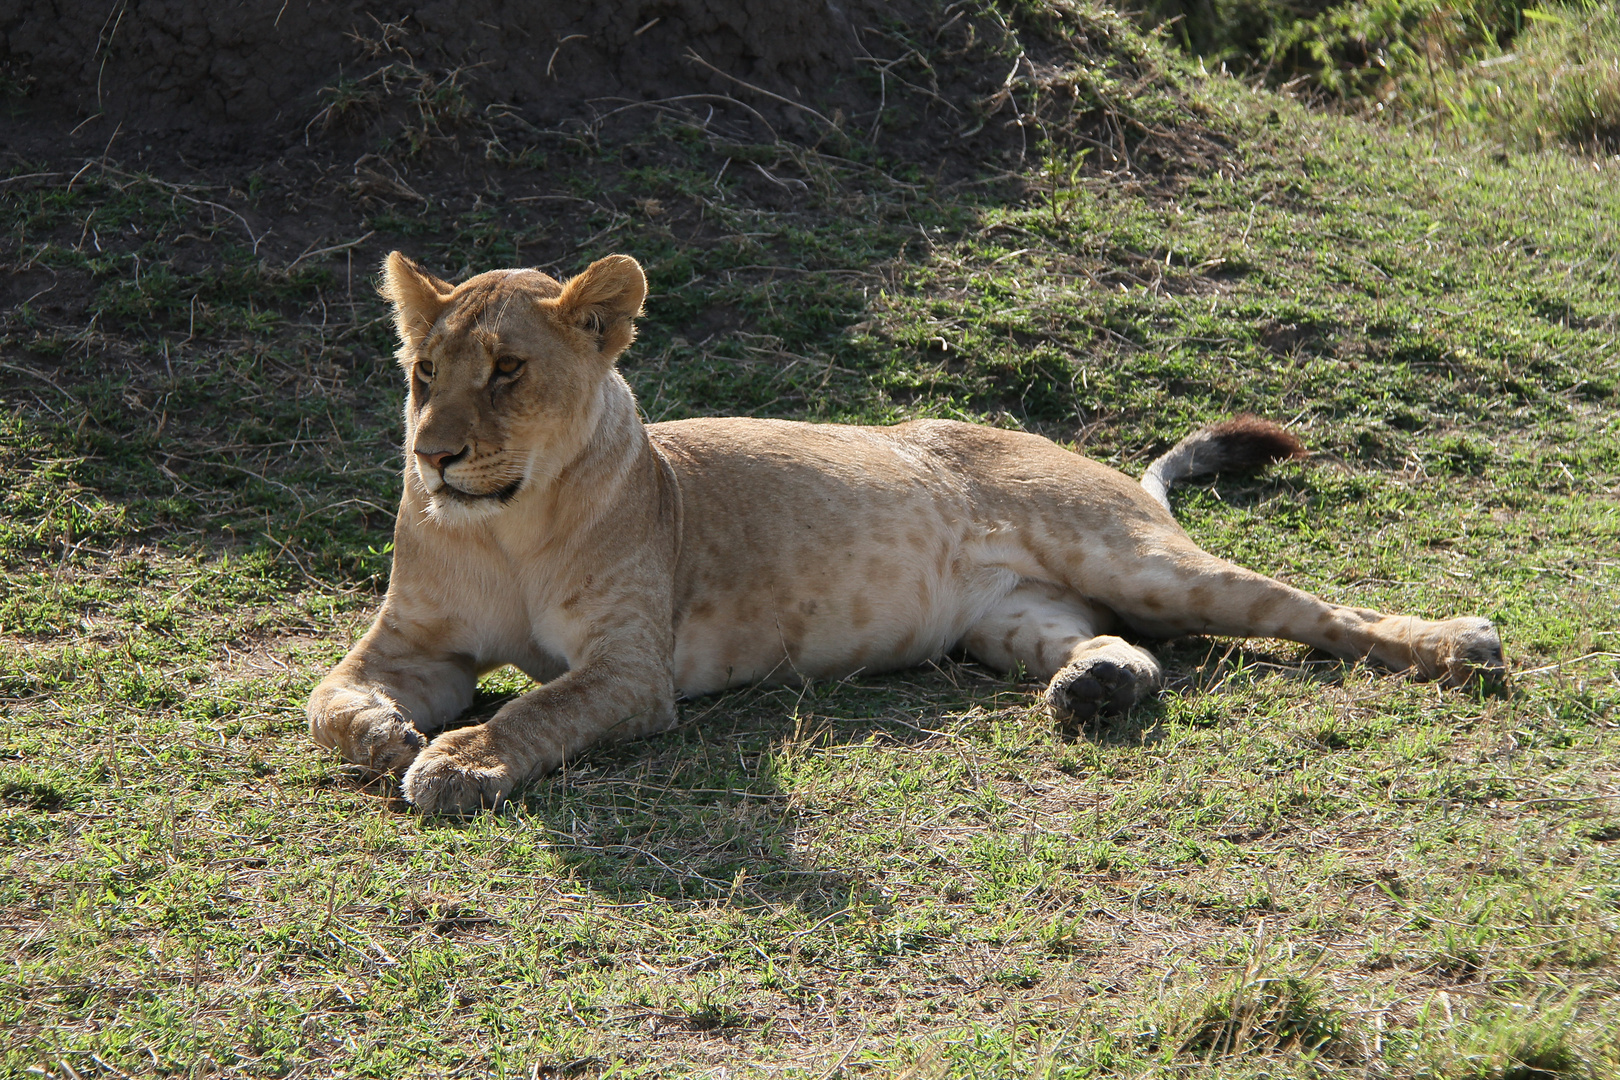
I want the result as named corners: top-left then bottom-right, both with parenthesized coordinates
top-left (553, 254), bottom-right (647, 361)
top-left (379, 251), bottom-right (454, 350)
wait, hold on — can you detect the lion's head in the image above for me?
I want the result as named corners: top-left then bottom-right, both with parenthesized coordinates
top-left (379, 251), bottom-right (647, 525)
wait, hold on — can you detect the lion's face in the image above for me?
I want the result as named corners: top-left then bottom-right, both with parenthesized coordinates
top-left (380, 253), bottom-right (647, 525)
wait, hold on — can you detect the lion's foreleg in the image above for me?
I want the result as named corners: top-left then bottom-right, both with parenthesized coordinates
top-left (307, 614), bottom-right (478, 774)
top-left (400, 649), bottom-right (677, 814)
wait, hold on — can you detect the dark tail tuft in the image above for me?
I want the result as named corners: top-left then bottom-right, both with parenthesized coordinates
top-left (1140, 415), bottom-right (1307, 513)
top-left (1202, 414), bottom-right (1308, 470)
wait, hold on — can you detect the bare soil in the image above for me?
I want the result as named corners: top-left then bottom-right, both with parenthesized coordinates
top-left (5, 0), bottom-right (1039, 166)
top-left (3, 0), bottom-right (1226, 381)
top-left (9, 0), bottom-right (865, 142)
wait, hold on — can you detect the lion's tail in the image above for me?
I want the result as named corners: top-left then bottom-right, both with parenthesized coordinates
top-left (1140, 415), bottom-right (1306, 514)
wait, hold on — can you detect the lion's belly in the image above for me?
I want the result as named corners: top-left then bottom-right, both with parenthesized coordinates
top-left (654, 416), bottom-right (1081, 697)
top-left (669, 523), bottom-right (1024, 697)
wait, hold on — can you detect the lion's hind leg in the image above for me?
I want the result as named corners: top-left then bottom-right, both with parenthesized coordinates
top-left (960, 581), bottom-right (1163, 725)
top-left (1089, 542), bottom-right (1506, 687)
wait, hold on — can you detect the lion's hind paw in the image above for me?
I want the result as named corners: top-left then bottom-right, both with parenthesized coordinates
top-left (1043, 648), bottom-right (1160, 727)
top-left (1440, 617), bottom-right (1507, 689)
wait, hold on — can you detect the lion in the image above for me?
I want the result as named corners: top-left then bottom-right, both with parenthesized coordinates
top-left (307, 252), bottom-right (1506, 813)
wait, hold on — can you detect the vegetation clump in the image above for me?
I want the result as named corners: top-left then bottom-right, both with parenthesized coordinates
top-left (1172, 972), bottom-right (1345, 1058)
top-left (1136, 0), bottom-right (1620, 151)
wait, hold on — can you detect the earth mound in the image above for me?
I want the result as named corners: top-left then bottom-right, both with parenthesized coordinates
top-left (6, 1), bottom-right (864, 146)
top-left (2, 0), bottom-right (1210, 175)
top-left (0, 0), bottom-right (1226, 396)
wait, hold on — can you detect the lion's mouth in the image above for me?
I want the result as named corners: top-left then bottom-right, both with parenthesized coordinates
top-left (440, 478), bottom-right (525, 504)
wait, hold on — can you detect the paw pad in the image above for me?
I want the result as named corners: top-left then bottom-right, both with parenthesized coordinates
top-left (1045, 659), bottom-right (1142, 726)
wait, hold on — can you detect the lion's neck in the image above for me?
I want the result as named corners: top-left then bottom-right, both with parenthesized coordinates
top-left (494, 371), bottom-right (652, 550)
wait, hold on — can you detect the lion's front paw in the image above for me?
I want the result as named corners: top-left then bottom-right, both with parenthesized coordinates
top-left (1437, 617), bottom-right (1507, 688)
top-left (1044, 644), bottom-right (1162, 727)
top-left (401, 727), bottom-right (515, 814)
top-left (308, 690), bottom-right (426, 774)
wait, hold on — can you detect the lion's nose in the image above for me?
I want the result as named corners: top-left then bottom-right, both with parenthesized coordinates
top-left (415, 446), bottom-right (469, 472)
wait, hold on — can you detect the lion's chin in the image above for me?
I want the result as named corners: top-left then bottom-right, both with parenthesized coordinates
top-left (422, 479), bottom-right (525, 526)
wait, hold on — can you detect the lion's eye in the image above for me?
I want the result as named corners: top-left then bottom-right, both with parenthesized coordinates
top-left (415, 360), bottom-right (435, 381)
top-left (494, 356), bottom-right (524, 377)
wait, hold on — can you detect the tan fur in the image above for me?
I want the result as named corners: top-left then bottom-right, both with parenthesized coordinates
top-left (308, 254), bottom-right (1507, 813)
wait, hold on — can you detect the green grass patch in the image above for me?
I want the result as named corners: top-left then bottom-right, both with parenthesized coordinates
top-left (1137, 0), bottom-right (1620, 154)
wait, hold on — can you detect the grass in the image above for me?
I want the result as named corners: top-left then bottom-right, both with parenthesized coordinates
top-left (3, 4), bottom-right (1619, 1076)
top-left (1427, 1), bottom-right (1620, 153)
top-left (1139, 0), bottom-right (1620, 154)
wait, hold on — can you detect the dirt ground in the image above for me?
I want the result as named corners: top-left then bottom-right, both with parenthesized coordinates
top-left (2, 1), bottom-right (1022, 318)
top-left (7, 0), bottom-right (883, 155)
top-left (2, 0), bottom-right (1222, 363)
top-left (1, 0), bottom-right (1106, 167)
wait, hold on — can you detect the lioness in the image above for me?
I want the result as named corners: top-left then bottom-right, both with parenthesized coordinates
top-left (308, 252), bottom-right (1505, 813)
